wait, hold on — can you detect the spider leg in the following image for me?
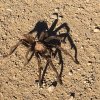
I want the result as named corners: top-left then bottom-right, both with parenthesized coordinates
top-left (66, 35), bottom-right (79, 64)
top-left (53, 48), bottom-right (58, 57)
top-left (56, 34), bottom-right (79, 64)
top-left (24, 49), bottom-right (34, 65)
top-left (53, 49), bottom-right (63, 84)
top-left (57, 49), bottom-right (63, 64)
top-left (38, 31), bottom-right (48, 41)
top-left (57, 49), bottom-right (64, 82)
top-left (53, 48), bottom-right (63, 64)
top-left (53, 22), bottom-right (79, 63)
top-left (47, 57), bottom-right (62, 84)
top-left (54, 23), bottom-right (70, 34)
top-left (56, 33), bottom-right (67, 43)
top-left (48, 13), bottom-right (58, 33)
top-left (35, 53), bottom-right (42, 87)
top-left (72, 45), bottom-right (79, 64)
top-left (44, 30), bottom-right (79, 64)
top-left (56, 46), bottom-right (76, 63)
top-left (3, 39), bottom-right (28, 58)
top-left (54, 23), bottom-right (73, 44)
top-left (41, 60), bottom-right (49, 83)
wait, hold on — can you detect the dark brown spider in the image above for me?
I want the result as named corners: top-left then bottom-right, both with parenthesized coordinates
top-left (3, 13), bottom-right (79, 87)
top-left (29, 13), bottom-right (79, 64)
top-left (3, 33), bottom-right (75, 87)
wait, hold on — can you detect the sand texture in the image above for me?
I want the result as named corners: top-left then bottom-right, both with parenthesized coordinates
top-left (0, 0), bottom-right (100, 100)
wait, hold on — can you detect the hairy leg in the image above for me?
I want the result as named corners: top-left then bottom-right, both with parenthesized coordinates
top-left (53, 49), bottom-right (63, 84)
top-left (48, 13), bottom-right (58, 33)
top-left (24, 49), bottom-right (34, 65)
top-left (57, 34), bottom-right (79, 64)
top-left (54, 23), bottom-right (70, 33)
top-left (47, 57), bottom-right (62, 84)
top-left (52, 22), bottom-right (79, 63)
top-left (57, 49), bottom-right (63, 78)
top-left (3, 39), bottom-right (28, 58)
top-left (41, 61), bottom-right (49, 83)
top-left (56, 46), bottom-right (76, 63)
top-left (35, 53), bottom-right (42, 87)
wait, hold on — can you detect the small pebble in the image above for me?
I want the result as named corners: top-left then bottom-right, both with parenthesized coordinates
top-left (50, 14), bottom-right (57, 19)
top-left (68, 92), bottom-right (75, 100)
top-left (68, 96), bottom-right (74, 100)
top-left (77, 68), bottom-right (81, 71)
top-left (0, 53), bottom-right (3, 58)
top-left (94, 29), bottom-right (100, 32)
top-left (6, 9), bottom-right (12, 12)
top-left (55, 7), bottom-right (59, 13)
top-left (93, 27), bottom-right (100, 33)
top-left (58, 16), bottom-right (63, 20)
top-left (0, 53), bottom-right (2, 57)
top-left (47, 85), bottom-right (55, 92)
top-left (68, 70), bottom-right (73, 76)
top-left (81, 46), bottom-right (84, 49)
top-left (87, 61), bottom-right (92, 66)
top-left (0, 92), bottom-right (4, 100)
top-left (83, 80), bottom-right (87, 84)
top-left (87, 63), bottom-right (91, 66)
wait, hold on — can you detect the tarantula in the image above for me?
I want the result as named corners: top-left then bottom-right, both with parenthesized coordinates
top-left (3, 33), bottom-right (75, 87)
top-left (3, 13), bottom-right (79, 87)
top-left (29, 13), bottom-right (79, 64)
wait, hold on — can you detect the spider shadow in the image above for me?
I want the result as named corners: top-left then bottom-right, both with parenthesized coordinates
top-left (28, 18), bottom-right (79, 85)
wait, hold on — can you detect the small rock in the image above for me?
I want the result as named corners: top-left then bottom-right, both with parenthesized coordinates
top-left (68, 69), bottom-right (73, 76)
top-left (77, 68), bottom-right (81, 71)
top-left (50, 14), bottom-right (57, 19)
top-left (58, 16), bottom-right (63, 20)
top-left (68, 96), bottom-right (74, 100)
top-left (0, 92), bottom-right (4, 100)
top-left (47, 85), bottom-right (55, 92)
top-left (94, 29), bottom-right (100, 32)
top-left (83, 80), bottom-right (87, 84)
top-left (54, 7), bottom-right (60, 13)
top-left (93, 27), bottom-right (100, 33)
top-left (13, 96), bottom-right (17, 99)
top-left (87, 61), bottom-right (92, 66)
top-left (81, 46), bottom-right (83, 49)
top-left (0, 53), bottom-right (2, 57)
top-left (68, 92), bottom-right (75, 100)
top-left (0, 16), bottom-right (5, 22)
top-left (6, 9), bottom-right (12, 12)
top-left (0, 53), bottom-right (3, 59)
top-left (87, 63), bottom-right (91, 66)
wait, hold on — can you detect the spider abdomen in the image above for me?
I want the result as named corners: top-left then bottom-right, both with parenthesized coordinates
top-left (35, 42), bottom-right (47, 53)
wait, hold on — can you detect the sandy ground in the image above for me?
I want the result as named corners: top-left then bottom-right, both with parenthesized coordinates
top-left (0, 0), bottom-right (100, 100)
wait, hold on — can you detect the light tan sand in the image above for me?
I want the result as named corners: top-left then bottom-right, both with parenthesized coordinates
top-left (0, 0), bottom-right (100, 99)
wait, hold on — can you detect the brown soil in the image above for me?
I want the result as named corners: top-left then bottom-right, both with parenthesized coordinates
top-left (0, 0), bottom-right (100, 100)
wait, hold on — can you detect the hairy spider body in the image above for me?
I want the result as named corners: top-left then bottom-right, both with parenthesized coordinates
top-left (3, 13), bottom-right (79, 87)
top-left (35, 42), bottom-right (47, 53)
top-left (3, 32), bottom-right (78, 87)
top-left (3, 34), bottom-right (63, 87)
